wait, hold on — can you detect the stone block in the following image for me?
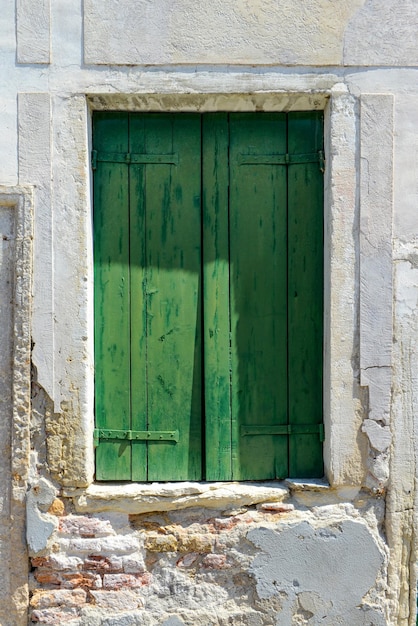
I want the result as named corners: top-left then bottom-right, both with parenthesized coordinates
top-left (31, 607), bottom-right (79, 624)
top-left (177, 534), bottom-right (213, 554)
top-left (59, 515), bottom-right (115, 538)
top-left (16, 0), bottom-right (50, 63)
top-left (145, 534), bottom-right (178, 552)
top-left (30, 589), bottom-right (87, 609)
top-left (90, 589), bottom-right (143, 611)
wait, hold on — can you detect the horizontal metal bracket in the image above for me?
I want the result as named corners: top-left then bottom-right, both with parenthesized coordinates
top-left (240, 424), bottom-right (324, 441)
top-left (237, 151), bottom-right (324, 169)
top-left (92, 150), bottom-right (179, 168)
top-left (94, 428), bottom-right (179, 447)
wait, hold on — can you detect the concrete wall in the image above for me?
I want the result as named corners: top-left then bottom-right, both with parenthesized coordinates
top-left (1, 0), bottom-right (418, 624)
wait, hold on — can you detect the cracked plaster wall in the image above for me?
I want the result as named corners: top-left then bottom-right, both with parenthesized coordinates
top-left (0, 0), bottom-right (417, 624)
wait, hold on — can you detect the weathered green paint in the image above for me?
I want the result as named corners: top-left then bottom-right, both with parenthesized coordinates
top-left (93, 111), bottom-right (324, 481)
top-left (135, 114), bottom-right (202, 481)
top-left (287, 111), bottom-right (324, 477)
top-left (94, 112), bottom-right (132, 480)
top-left (202, 113), bottom-right (234, 481)
top-left (229, 113), bottom-right (289, 480)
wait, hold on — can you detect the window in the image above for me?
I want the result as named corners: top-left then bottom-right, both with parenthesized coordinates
top-left (93, 111), bottom-right (324, 482)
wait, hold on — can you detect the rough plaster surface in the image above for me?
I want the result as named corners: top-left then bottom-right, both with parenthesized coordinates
top-left (344, 0), bottom-right (418, 66)
top-left (84, 0), bottom-right (365, 66)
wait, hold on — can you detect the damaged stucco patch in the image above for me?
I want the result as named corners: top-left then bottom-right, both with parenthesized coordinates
top-left (26, 477), bottom-right (58, 555)
top-left (31, 378), bottom-right (90, 487)
top-left (248, 520), bottom-right (386, 624)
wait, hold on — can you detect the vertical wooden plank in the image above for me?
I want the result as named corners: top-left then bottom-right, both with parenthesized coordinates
top-left (94, 112), bottom-right (132, 480)
top-left (128, 114), bottom-right (148, 481)
top-left (287, 111), bottom-right (324, 477)
top-left (229, 113), bottom-right (288, 480)
top-left (202, 113), bottom-right (232, 481)
top-left (144, 114), bottom-right (203, 481)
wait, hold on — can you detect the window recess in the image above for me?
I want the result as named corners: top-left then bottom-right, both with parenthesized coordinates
top-left (93, 111), bottom-right (324, 482)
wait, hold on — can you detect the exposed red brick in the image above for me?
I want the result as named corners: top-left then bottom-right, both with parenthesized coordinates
top-left (82, 555), bottom-right (117, 573)
top-left (31, 557), bottom-right (52, 568)
top-left (211, 517), bottom-right (241, 531)
top-left (102, 572), bottom-right (151, 590)
top-left (61, 571), bottom-right (102, 590)
top-left (122, 555), bottom-right (145, 574)
top-left (34, 570), bottom-right (62, 586)
top-left (59, 515), bottom-right (114, 538)
top-left (201, 554), bottom-right (230, 569)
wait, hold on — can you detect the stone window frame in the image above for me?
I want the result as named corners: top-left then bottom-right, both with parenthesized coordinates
top-left (38, 83), bottom-right (393, 512)
top-left (0, 186), bottom-right (33, 622)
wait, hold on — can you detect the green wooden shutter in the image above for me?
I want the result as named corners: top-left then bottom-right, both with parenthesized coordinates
top-left (94, 111), bottom-right (324, 482)
top-left (94, 113), bottom-right (203, 481)
top-left (228, 113), bottom-right (289, 480)
top-left (94, 112), bottom-right (132, 480)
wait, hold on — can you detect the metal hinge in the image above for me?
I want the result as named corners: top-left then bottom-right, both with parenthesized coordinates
top-left (91, 149), bottom-right (97, 170)
top-left (318, 150), bottom-right (325, 173)
top-left (94, 428), bottom-right (179, 447)
top-left (240, 424), bottom-right (324, 442)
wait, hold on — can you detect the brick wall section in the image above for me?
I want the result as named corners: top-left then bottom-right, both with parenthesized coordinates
top-left (29, 499), bottom-right (293, 625)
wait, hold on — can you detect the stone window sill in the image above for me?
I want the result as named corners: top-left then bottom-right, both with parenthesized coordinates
top-left (62, 479), bottom-right (331, 515)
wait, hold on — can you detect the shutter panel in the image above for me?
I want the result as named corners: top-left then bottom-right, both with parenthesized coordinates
top-left (94, 112), bottom-right (132, 480)
top-left (94, 113), bottom-right (203, 481)
top-left (130, 114), bottom-right (203, 481)
top-left (202, 113), bottom-right (233, 481)
top-left (287, 111), bottom-right (324, 477)
top-left (229, 113), bottom-right (289, 480)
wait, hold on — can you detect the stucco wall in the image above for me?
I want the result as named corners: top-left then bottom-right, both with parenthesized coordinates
top-left (1, 1), bottom-right (418, 624)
